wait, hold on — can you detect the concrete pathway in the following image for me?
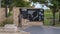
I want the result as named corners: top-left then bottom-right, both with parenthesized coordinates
top-left (23, 26), bottom-right (60, 34)
top-left (0, 27), bottom-right (30, 34)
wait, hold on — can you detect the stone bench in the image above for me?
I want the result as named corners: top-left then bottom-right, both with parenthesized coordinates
top-left (4, 24), bottom-right (18, 32)
top-left (0, 27), bottom-right (30, 34)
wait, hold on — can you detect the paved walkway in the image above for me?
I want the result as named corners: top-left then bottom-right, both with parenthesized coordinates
top-left (0, 27), bottom-right (30, 34)
top-left (23, 26), bottom-right (60, 34)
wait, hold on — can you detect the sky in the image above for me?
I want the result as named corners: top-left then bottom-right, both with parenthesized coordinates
top-left (34, 2), bottom-right (50, 10)
top-left (30, 1), bottom-right (50, 10)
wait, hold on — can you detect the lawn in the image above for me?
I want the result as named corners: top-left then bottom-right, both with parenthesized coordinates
top-left (44, 11), bottom-right (60, 26)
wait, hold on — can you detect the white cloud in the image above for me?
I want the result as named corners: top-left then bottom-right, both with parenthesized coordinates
top-left (34, 3), bottom-right (42, 8)
top-left (34, 3), bottom-right (50, 10)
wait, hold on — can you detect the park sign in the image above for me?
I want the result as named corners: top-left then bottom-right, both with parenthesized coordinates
top-left (19, 8), bottom-right (44, 22)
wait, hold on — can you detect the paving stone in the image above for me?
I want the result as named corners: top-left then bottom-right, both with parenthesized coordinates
top-left (0, 27), bottom-right (30, 34)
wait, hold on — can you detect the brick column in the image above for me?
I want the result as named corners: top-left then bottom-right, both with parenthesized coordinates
top-left (13, 7), bottom-right (20, 26)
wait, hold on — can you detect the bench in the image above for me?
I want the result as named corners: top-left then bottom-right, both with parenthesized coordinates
top-left (4, 24), bottom-right (18, 32)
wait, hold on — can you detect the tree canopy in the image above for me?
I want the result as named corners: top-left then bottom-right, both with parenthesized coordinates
top-left (1, 0), bottom-right (31, 7)
top-left (30, 0), bottom-right (60, 12)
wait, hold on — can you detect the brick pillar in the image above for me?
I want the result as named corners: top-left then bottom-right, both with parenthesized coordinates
top-left (13, 7), bottom-right (20, 26)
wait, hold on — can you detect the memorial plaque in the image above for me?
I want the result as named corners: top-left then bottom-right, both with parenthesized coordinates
top-left (22, 8), bottom-right (27, 11)
top-left (38, 9), bottom-right (44, 21)
top-left (20, 8), bottom-right (44, 21)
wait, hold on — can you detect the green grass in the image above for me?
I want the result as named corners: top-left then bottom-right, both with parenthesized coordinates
top-left (44, 11), bottom-right (60, 26)
top-left (0, 17), bottom-right (13, 26)
top-left (44, 19), bottom-right (51, 25)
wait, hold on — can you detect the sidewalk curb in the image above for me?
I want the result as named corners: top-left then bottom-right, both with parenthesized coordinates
top-left (42, 26), bottom-right (60, 29)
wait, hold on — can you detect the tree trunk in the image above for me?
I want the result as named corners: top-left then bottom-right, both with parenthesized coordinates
top-left (59, 9), bottom-right (60, 22)
top-left (18, 14), bottom-right (22, 27)
top-left (52, 12), bottom-right (55, 26)
top-left (5, 4), bottom-right (8, 17)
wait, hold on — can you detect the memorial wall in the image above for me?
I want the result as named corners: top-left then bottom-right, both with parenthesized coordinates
top-left (13, 7), bottom-right (44, 26)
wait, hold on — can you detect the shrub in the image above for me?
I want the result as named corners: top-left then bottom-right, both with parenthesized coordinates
top-left (0, 17), bottom-right (13, 26)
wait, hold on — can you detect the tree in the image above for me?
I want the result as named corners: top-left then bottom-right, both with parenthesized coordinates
top-left (45, 0), bottom-right (60, 26)
top-left (30, 0), bottom-right (60, 26)
top-left (57, 0), bottom-right (60, 22)
top-left (15, 0), bottom-right (31, 7)
top-left (1, 0), bottom-right (31, 17)
top-left (1, 0), bottom-right (31, 7)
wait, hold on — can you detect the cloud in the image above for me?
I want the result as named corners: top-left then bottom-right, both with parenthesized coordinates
top-left (34, 3), bottom-right (50, 10)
